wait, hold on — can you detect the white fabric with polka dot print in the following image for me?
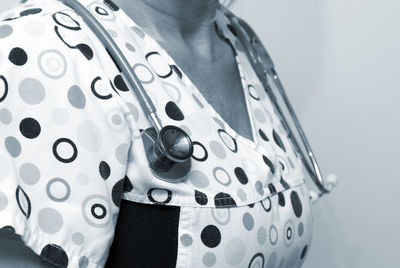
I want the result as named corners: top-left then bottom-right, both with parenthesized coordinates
top-left (0, 0), bottom-right (313, 267)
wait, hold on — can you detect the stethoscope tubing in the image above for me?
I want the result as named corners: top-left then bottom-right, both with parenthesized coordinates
top-left (60, 0), bottom-right (335, 197)
top-left (225, 12), bottom-right (334, 196)
top-left (60, 0), bottom-right (163, 132)
top-left (269, 70), bottom-right (328, 195)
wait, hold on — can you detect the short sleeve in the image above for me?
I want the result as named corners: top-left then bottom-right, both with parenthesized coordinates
top-left (0, 7), bottom-right (132, 268)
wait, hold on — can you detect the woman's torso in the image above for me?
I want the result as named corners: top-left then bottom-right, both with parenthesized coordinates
top-left (0, 0), bottom-right (314, 267)
top-left (97, 1), bottom-right (314, 267)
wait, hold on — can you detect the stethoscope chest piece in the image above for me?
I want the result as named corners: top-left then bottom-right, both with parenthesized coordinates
top-left (141, 126), bottom-right (193, 183)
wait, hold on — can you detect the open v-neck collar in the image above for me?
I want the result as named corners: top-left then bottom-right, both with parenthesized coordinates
top-left (115, 4), bottom-right (259, 146)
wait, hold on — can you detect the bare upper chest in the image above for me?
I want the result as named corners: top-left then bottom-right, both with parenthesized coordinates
top-left (157, 37), bottom-right (255, 142)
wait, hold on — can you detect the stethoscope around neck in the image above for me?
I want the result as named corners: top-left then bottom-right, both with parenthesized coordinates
top-left (59, 0), bottom-right (337, 200)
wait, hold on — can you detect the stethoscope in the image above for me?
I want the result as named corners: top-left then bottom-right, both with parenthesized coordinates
top-left (60, 0), bottom-right (337, 200)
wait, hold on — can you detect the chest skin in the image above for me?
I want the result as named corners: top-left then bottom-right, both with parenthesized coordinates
top-left (157, 31), bottom-right (255, 142)
top-left (192, 51), bottom-right (255, 142)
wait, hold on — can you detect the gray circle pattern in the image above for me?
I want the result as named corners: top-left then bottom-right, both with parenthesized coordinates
top-left (38, 49), bottom-right (67, 79)
top-left (212, 167), bottom-right (231, 186)
top-left (46, 177), bottom-right (71, 202)
top-left (178, 183), bottom-right (312, 267)
top-left (0, 2), bottom-right (312, 267)
top-left (19, 162), bottom-right (40, 185)
top-left (81, 194), bottom-right (112, 228)
top-left (18, 78), bottom-right (46, 105)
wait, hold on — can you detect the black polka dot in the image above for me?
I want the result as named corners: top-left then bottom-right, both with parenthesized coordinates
top-left (123, 175), bottom-right (133, 192)
top-left (247, 203), bottom-right (255, 208)
top-left (4, 9), bottom-right (43, 21)
top-left (273, 129), bottom-right (286, 152)
top-left (19, 117), bottom-right (41, 139)
top-left (77, 43), bottom-right (93, 60)
top-left (109, 79), bottom-right (120, 96)
top-left (290, 191), bottom-right (303, 218)
top-left (99, 161), bottom-right (111, 180)
top-left (278, 192), bottom-right (285, 207)
top-left (40, 244), bottom-right (68, 268)
top-left (268, 183), bottom-right (277, 194)
top-left (20, 8), bottom-right (42, 17)
top-left (214, 192), bottom-right (237, 208)
top-left (111, 178), bottom-right (125, 207)
top-left (52, 138), bottom-right (78, 163)
top-left (0, 75), bottom-right (8, 103)
top-left (200, 225), bottom-right (221, 248)
top-left (300, 245), bottom-right (308, 259)
top-left (258, 129), bottom-right (269, 141)
top-left (234, 167), bottom-right (248, 185)
top-left (280, 177), bottom-right (290, 190)
top-left (262, 155), bottom-right (275, 174)
top-left (114, 74), bottom-right (129, 91)
top-left (194, 190), bottom-right (208, 205)
top-left (165, 101), bottom-right (184, 121)
top-left (8, 47), bottom-right (27, 66)
top-left (54, 26), bottom-right (93, 61)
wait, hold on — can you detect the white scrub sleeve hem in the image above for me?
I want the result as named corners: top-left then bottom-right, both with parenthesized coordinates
top-left (0, 212), bottom-right (102, 268)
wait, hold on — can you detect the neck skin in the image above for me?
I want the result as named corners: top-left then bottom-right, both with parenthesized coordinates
top-left (112, 0), bottom-right (221, 58)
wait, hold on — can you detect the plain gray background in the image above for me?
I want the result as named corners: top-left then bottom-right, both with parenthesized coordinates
top-left (1, 0), bottom-right (399, 267)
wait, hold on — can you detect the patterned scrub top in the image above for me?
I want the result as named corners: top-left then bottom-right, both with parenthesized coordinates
top-left (0, 0), bottom-right (314, 267)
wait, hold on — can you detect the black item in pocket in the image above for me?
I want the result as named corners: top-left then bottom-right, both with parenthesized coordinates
top-left (105, 199), bottom-right (180, 268)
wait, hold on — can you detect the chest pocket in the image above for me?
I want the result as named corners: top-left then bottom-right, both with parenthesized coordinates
top-left (76, 0), bottom-right (306, 209)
